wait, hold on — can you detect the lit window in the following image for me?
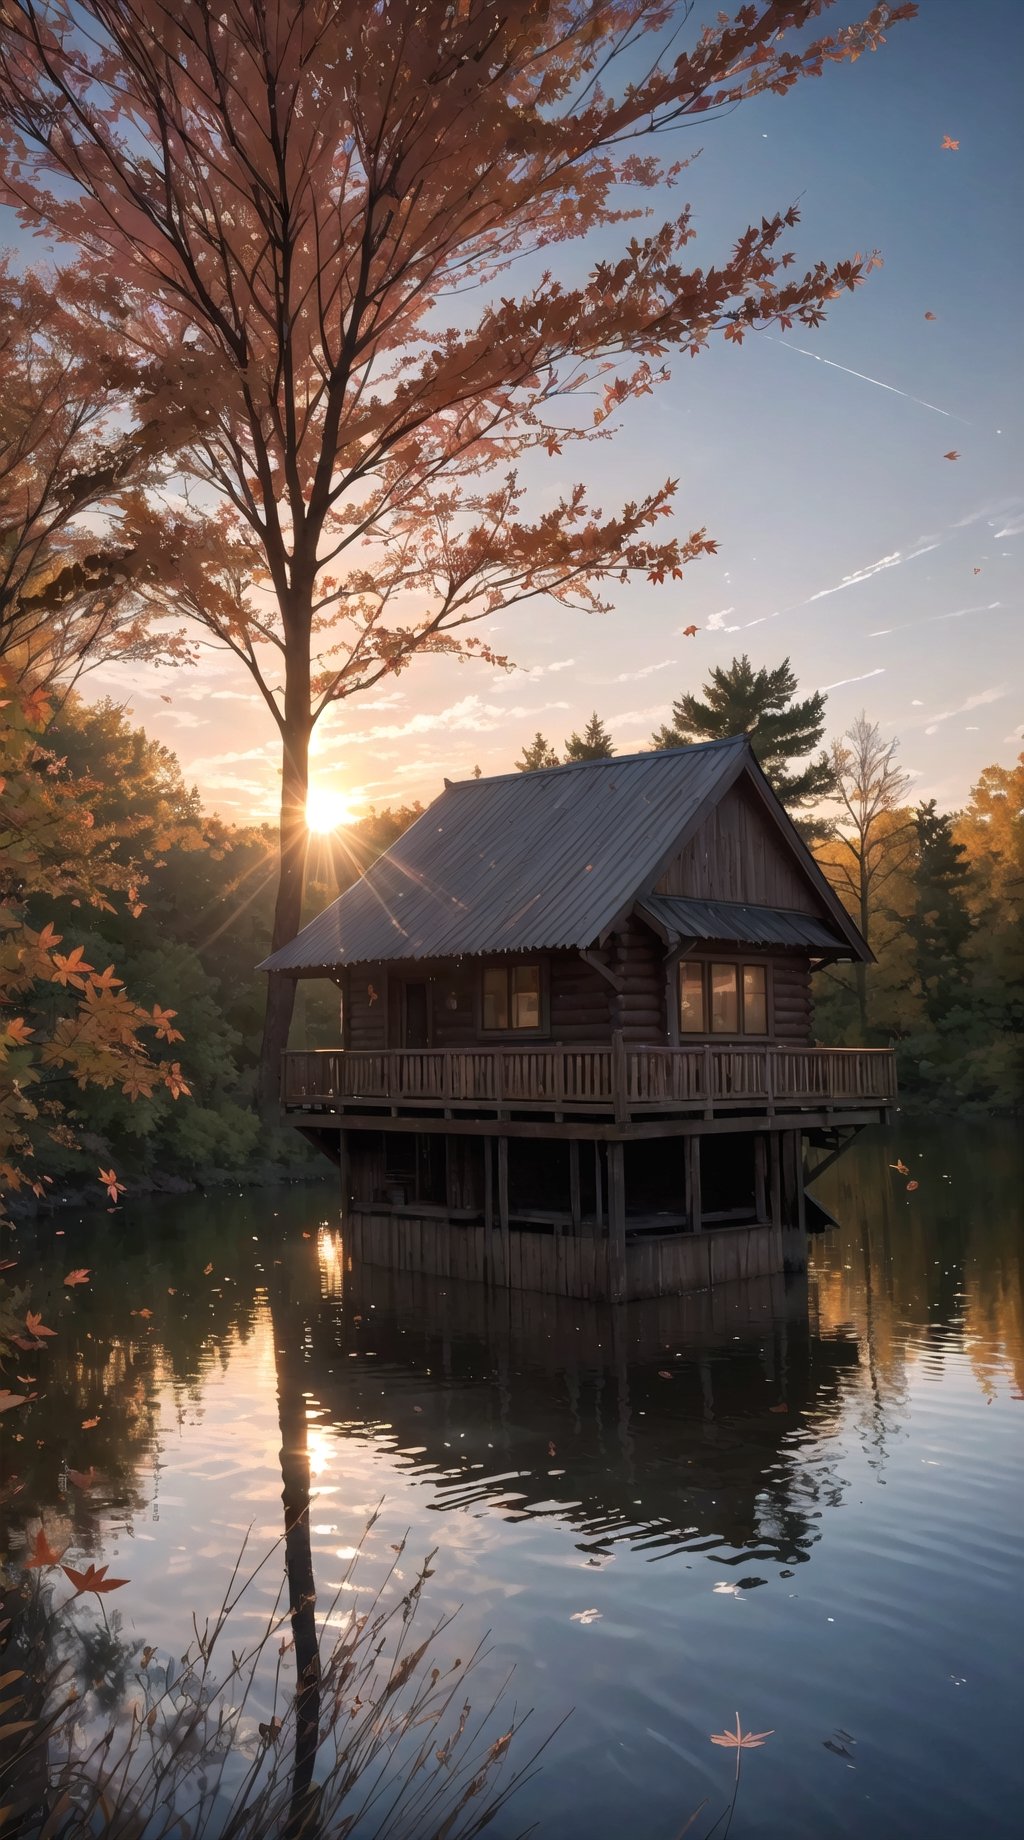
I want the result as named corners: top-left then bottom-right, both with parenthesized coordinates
top-left (482, 967), bottom-right (508, 1030)
top-left (711, 963), bottom-right (740, 1033)
top-left (679, 962), bottom-right (705, 1033)
top-left (482, 964), bottom-right (541, 1031)
top-left (743, 964), bottom-right (768, 1034)
top-left (511, 964), bottom-right (541, 1029)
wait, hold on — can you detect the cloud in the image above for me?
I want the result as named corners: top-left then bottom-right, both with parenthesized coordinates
top-left (765, 335), bottom-right (958, 419)
top-left (819, 667), bottom-right (886, 692)
top-left (869, 599), bottom-right (1002, 639)
top-left (611, 658), bottom-right (676, 682)
top-left (993, 513), bottom-right (1024, 538)
top-left (922, 687), bottom-right (1006, 736)
top-left (807, 543), bottom-right (939, 606)
top-left (704, 608), bottom-right (736, 632)
top-left (316, 693), bottom-right (571, 751)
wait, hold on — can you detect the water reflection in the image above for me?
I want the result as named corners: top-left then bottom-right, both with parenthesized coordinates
top-left (2, 1124), bottom-right (1022, 1840)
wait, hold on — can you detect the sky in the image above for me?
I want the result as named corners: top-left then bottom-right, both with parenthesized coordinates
top-left (59, 1), bottom-right (1024, 825)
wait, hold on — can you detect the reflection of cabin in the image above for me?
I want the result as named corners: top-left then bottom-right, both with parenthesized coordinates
top-left (262, 737), bottom-right (895, 1301)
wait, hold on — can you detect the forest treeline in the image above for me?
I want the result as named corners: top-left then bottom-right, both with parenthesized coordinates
top-left (2, 663), bottom-right (1020, 1211)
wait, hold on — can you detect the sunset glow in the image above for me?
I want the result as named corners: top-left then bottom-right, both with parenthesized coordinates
top-left (306, 784), bottom-right (353, 833)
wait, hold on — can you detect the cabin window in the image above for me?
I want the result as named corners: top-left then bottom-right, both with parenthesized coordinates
top-left (711, 963), bottom-right (739, 1033)
top-left (679, 963), bottom-right (705, 1033)
top-left (678, 961), bottom-right (770, 1036)
top-left (482, 963), bottom-right (541, 1031)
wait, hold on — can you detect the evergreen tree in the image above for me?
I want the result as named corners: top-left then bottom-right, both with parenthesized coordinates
top-left (516, 732), bottom-right (560, 772)
top-left (563, 712), bottom-right (615, 762)
top-left (908, 801), bottom-right (973, 1028)
top-left (651, 655), bottom-right (834, 810)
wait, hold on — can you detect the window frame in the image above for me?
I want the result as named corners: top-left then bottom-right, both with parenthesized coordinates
top-left (478, 959), bottom-right (548, 1038)
top-left (675, 956), bottom-right (773, 1040)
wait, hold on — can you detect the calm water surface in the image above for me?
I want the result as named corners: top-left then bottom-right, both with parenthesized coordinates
top-left (3, 1124), bottom-right (1023, 1838)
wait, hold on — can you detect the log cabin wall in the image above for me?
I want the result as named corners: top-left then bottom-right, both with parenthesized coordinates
top-left (771, 956), bottom-right (814, 1042)
top-left (549, 953), bottom-right (611, 1043)
top-left (657, 783), bottom-right (829, 915)
top-left (347, 967), bottom-right (387, 1051)
top-left (609, 915), bottom-right (668, 1044)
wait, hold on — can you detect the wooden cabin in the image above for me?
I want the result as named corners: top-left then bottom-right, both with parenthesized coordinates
top-left (262, 736), bottom-right (895, 1302)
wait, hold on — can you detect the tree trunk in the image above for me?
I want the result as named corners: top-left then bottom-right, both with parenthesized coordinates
top-left (258, 664), bottom-right (313, 1118)
top-left (857, 869), bottom-right (871, 1034)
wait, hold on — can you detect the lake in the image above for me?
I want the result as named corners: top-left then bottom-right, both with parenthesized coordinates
top-left (3, 1122), bottom-right (1022, 1838)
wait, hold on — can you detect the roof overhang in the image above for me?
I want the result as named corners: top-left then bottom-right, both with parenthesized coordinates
top-left (635, 894), bottom-right (853, 958)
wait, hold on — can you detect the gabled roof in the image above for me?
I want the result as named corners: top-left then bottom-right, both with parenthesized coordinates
top-left (260, 736), bottom-right (869, 972)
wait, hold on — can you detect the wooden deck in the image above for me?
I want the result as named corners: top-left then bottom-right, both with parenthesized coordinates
top-left (282, 1041), bottom-right (896, 1126)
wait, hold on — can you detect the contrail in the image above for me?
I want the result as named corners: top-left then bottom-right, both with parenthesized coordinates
top-left (764, 336), bottom-right (963, 420)
top-left (819, 667), bottom-right (886, 692)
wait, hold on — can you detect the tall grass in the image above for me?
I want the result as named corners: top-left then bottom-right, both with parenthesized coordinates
top-left (0, 1515), bottom-right (549, 1839)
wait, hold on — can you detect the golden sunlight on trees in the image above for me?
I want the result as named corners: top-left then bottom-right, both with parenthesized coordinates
top-left (0, 0), bottom-right (915, 1109)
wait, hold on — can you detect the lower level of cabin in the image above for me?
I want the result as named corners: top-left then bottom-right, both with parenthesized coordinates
top-left (298, 1115), bottom-right (868, 1304)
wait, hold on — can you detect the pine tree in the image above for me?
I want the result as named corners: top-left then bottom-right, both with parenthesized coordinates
top-left (563, 713), bottom-right (615, 762)
top-left (909, 801), bottom-right (973, 1028)
top-left (651, 656), bottom-right (834, 810)
top-left (516, 733), bottom-right (560, 772)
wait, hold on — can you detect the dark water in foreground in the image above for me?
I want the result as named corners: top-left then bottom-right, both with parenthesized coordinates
top-left (3, 1123), bottom-right (1023, 1838)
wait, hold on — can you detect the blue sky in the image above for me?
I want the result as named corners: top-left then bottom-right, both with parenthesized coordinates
top-left (60, 1), bottom-right (1024, 820)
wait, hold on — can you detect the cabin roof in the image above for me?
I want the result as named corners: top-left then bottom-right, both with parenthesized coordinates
top-left (636, 894), bottom-right (849, 954)
top-left (261, 736), bottom-right (869, 973)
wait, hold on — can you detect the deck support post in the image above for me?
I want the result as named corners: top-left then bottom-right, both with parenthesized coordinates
top-left (569, 1140), bottom-right (581, 1232)
top-left (754, 1134), bottom-right (767, 1224)
top-left (497, 1136), bottom-right (510, 1288)
top-left (338, 1129), bottom-right (351, 1216)
top-left (769, 1131), bottom-right (783, 1230)
top-left (687, 1136), bottom-right (702, 1235)
top-left (607, 1141), bottom-right (627, 1303)
top-left (593, 1143), bottom-right (604, 1232)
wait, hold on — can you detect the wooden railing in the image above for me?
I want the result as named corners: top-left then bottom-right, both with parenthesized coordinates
top-left (281, 1042), bottom-right (896, 1118)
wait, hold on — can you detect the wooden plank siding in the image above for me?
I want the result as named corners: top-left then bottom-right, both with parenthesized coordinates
top-left (610, 914), bottom-right (667, 1043)
top-left (656, 782), bottom-right (830, 915)
top-left (772, 957), bottom-right (814, 1043)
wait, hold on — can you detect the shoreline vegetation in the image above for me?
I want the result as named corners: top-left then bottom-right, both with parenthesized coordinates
top-left (2, 681), bottom-right (1020, 1229)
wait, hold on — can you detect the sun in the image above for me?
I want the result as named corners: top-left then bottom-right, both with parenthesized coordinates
top-left (305, 784), bottom-right (353, 834)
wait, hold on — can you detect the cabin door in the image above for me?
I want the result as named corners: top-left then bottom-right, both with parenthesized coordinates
top-left (403, 980), bottom-right (431, 1050)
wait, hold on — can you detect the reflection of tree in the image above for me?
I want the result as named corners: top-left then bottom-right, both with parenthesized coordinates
top-left (268, 1252), bottom-right (323, 1839)
top-left (811, 1122), bottom-right (1024, 1413)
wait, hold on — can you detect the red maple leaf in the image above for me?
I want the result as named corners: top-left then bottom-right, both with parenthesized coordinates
top-left (943, 451), bottom-right (959, 461)
top-left (62, 1562), bottom-right (129, 1596)
top-left (25, 1526), bottom-right (66, 1569)
top-left (63, 1269), bottom-right (91, 1287)
top-left (941, 135), bottom-right (959, 150)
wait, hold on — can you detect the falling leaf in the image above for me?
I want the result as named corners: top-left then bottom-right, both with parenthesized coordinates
top-left (889, 1159), bottom-right (909, 1175)
top-left (81, 1417), bottom-right (100, 1430)
top-left (63, 1269), bottom-right (90, 1287)
top-left (98, 1167), bottom-right (125, 1202)
top-left (258, 1716), bottom-right (283, 1743)
top-left (941, 135), bottom-right (959, 150)
top-left (66, 1467), bottom-right (97, 1491)
top-left (570, 1608), bottom-right (601, 1624)
top-left (547, 1440), bottom-right (557, 1457)
top-left (25, 1527), bottom-right (65, 1569)
top-left (769, 1403), bottom-right (789, 1414)
top-left (906, 1179), bottom-right (919, 1192)
top-left (130, 1308), bottom-right (154, 1319)
top-left (24, 1311), bottom-right (57, 1340)
top-left (658, 1369), bottom-right (674, 1379)
top-left (203, 1263), bottom-right (213, 1276)
top-left (923, 311), bottom-right (936, 320)
top-left (167, 1287), bottom-right (176, 1295)
top-left (943, 451), bottom-right (959, 461)
top-left (0, 1391), bottom-right (27, 1413)
top-left (710, 1714), bottom-right (774, 1749)
top-left (682, 624), bottom-right (699, 637)
top-left (973, 566), bottom-right (981, 574)
top-left (62, 1562), bottom-right (129, 1597)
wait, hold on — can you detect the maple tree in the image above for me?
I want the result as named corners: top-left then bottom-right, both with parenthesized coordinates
top-left (0, 259), bottom-right (179, 689)
top-left (0, 674), bottom-right (191, 1218)
top-left (819, 714), bottom-right (913, 1030)
top-left (0, 0), bottom-right (915, 1107)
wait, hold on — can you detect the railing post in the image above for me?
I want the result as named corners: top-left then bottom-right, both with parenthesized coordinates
top-left (703, 1042), bottom-right (713, 1120)
top-left (765, 1048), bottom-right (775, 1117)
top-left (612, 1029), bottom-right (628, 1127)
